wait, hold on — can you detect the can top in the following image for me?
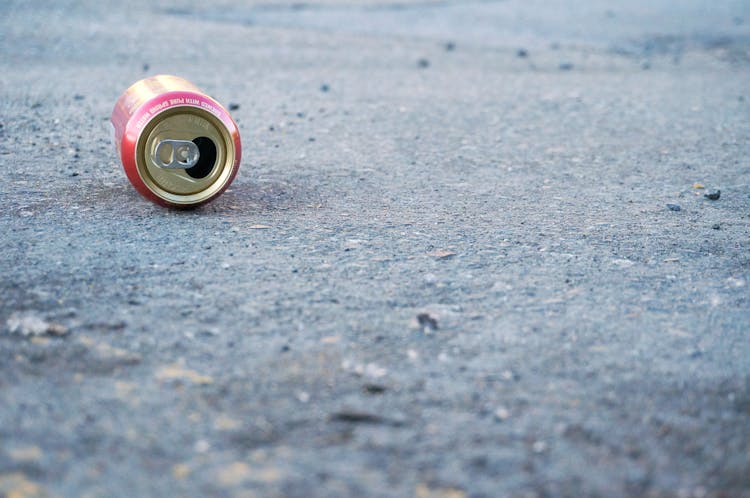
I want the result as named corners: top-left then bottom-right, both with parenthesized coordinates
top-left (136, 106), bottom-right (236, 205)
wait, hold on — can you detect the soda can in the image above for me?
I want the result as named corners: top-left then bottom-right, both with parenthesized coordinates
top-left (111, 75), bottom-right (241, 207)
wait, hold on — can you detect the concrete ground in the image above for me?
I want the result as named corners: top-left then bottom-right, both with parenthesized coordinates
top-left (1, 0), bottom-right (749, 496)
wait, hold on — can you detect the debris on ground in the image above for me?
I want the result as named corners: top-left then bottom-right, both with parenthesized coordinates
top-left (363, 383), bottom-right (387, 394)
top-left (155, 364), bottom-right (214, 385)
top-left (329, 410), bottom-right (405, 426)
top-left (228, 102), bottom-right (240, 111)
top-left (5, 311), bottom-right (68, 337)
top-left (693, 182), bottom-right (705, 189)
top-left (7, 446), bottom-right (43, 463)
top-left (417, 58), bottom-right (430, 68)
top-left (517, 48), bottom-right (529, 58)
top-left (415, 483), bottom-right (466, 498)
top-left (416, 313), bottom-right (439, 334)
top-left (532, 440), bottom-right (548, 453)
top-left (342, 360), bottom-right (388, 378)
top-left (704, 190), bottom-right (721, 200)
top-left (78, 335), bottom-right (142, 365)
top-left (666, 203), bottom-right (681, 211)
top-left (0, 472), bottom-right (46, 498)
top-left (429, 250), bottom-right (456, 259)
top-left (494, 407), bottom-right (510, 421)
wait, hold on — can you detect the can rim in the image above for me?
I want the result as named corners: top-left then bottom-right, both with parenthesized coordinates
top-left (135, 106), bottom-right (235, 205)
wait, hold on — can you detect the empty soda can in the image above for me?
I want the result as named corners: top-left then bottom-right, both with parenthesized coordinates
top-left (111, 75), bottom-right (241, 207)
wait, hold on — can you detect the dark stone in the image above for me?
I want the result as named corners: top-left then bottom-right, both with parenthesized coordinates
top-left (704, 190), bottom-right (720, 200)
top-left (417, 58), bottom-right (430, 69)
top-left (329, 411), bottom-right (404, 426)
top-left (363, 383), bottom-right (387, 394)
top-left (517, 48), bottom-right (529, 58)
top-left (666, 203), bottom-right (681, 211)
top-left (228, 103), bottom-right (240, 111)
top-left (417, 313), bottom-right (438, 332)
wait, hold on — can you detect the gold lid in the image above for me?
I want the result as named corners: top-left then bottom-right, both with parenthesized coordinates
top-left (136, 106), bottom-right (235, 205)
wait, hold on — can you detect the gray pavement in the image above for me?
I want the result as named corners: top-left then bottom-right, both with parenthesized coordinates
top-left (1, 1), bottom-right (750, 496)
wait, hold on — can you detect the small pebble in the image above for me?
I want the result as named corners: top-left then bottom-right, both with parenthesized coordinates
top-left (444, 41), bottom-right (456, 51)
top-left (228, 103), bottom-right (240, 111)
top-left (417, 58), bottom-right (430, 69)
top-left (363, 383), bottom-right (387, 394)
top-left (142, 63), bottom-right (150, 72)
top-left (666, 203), bottom-right (681, 211)
top-left (329, 410), bottom-right (404, 426)
top-left (417, 313), bottom-right (438, 333)
top-left (494, 407), bottom-right (510, 421)
top-left (559, 62), bottom-right (574, 71)
top-left (320, 83), bottom-right (330, 92)
top-left (704, 190), bottom-right (720, 200)
top-left (516, 48), bottom-right (529, 58)
top-left (532, 440), bottom-right (548, 453)
top-left (5, 311), bottom-right (68, 337)
top-left (73, 94), bottom-right (85, 101)
top-left (712, 223), bottom-right (721, 230)
top-left (193, 440), bottom-right (210, 453)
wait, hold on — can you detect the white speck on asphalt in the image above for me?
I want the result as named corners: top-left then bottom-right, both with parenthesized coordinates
top-left (5, 311), bottom-right (68, 337)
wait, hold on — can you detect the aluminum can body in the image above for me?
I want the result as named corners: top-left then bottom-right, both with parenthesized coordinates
top-left (111, 75), bottom-right (241, 207)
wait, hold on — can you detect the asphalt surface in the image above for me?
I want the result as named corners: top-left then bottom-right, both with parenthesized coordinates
top-left (1, 1), bottom-right (750, 497)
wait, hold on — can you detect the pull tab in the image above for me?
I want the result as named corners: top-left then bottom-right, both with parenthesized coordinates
top-left (153, 139), bottom-right (200, 169)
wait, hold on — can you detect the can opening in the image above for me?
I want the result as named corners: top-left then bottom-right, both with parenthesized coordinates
top-left (186, 137), bottom-right (217, 179)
